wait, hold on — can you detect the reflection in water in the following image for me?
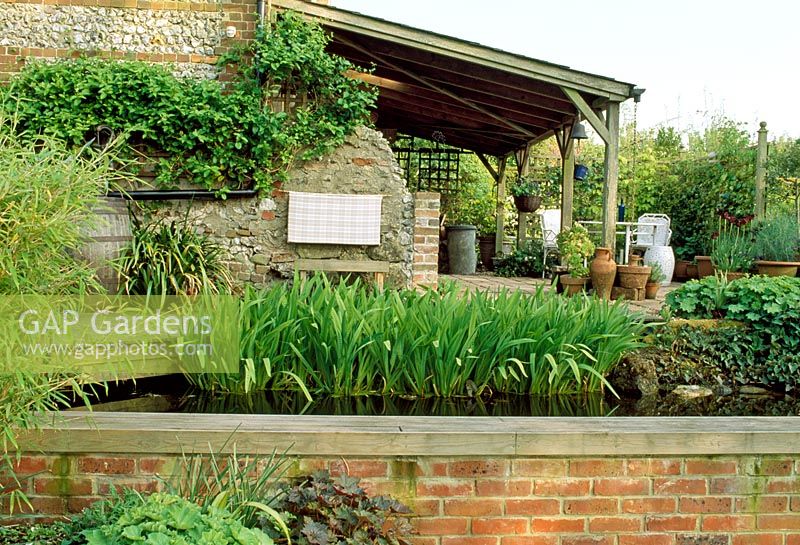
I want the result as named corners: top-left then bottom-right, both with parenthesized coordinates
top-left (79, 375), bottom-right (800, 417)
top-left (176, 390), bottom-right (616, 417)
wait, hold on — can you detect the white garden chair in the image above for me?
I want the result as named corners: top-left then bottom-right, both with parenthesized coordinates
top-left (538, 209), bottom-right (561, 278)
top-left (630, 213), bottom-right (672, 252)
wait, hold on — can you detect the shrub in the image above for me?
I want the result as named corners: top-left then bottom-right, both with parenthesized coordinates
top-left (493, 239), bottom-right (551, 277)
top-left (189, 275), bottom-right (646, 396)
top-left (260, 471), bottom-right (412, 545)
top-left (665, 275), bottom-right (800, 390)
top-left (751, 213), bottom-right (800, 262)
top-left (114, 214), bottom-right (233, 295)
top-left (80, 492), bottom-right (274, 545)
top-left (0, 119), bottom-right (123, 295)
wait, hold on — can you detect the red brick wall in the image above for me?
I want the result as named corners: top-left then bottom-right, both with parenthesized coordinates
top-left (5, 454), bottom-right (800, 544)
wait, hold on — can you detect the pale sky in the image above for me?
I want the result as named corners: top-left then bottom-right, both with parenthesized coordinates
top-left (331, 0), bottom-right (799, 141)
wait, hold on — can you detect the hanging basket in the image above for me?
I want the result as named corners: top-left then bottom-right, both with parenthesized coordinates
top-left (574, 164), bottom-right (589, 181)
top-left (513, 195), bottom-right (542, 213)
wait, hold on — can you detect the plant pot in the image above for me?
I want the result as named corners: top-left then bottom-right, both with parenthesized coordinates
top-left (755, 260), bottom-right (800, 277)
top-left (616, 264), bottom-right (651, 290)
top-left (674, 260), bottom-right (690, 281)
top-left (644, 245), bottom-right (675, 285)
top-left (446, 225), bottom-right (477, 275)
top-left (478, 235), bottom-right (496, 271)
top-left (724, 271), bottom-right (748, 281)
top-left (574, 164), bottom-right (589, 181)
top-left (590, 247), bottom-right (616, 300)
top-left (644, 282), bottom-right (660, 299)
top-left (513, 195), bottom-right (542, 213)
top-left (686, 263), bottom-right (698, 279)
top-left (560, 275), bottom-right (588, 296)
top-left (695, 255), bottom-right (714, 278)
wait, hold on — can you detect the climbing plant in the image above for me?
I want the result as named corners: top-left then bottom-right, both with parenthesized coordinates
top-left (1, 11), bottom-right (377, 193)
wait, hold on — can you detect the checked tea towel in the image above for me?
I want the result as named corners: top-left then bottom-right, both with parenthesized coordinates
top-left (287, 192), bottom-right (383, 245)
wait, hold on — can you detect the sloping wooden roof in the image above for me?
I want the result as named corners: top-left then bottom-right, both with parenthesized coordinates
top-left (275, 0), bottom-right (638, 156)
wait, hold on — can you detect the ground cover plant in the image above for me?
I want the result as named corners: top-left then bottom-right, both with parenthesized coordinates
top-left (189, 275), bottom-right (647, 397)
top-left (2, 11), bottom-right (376, 193)
top-left (665, 275), bottom-right (800, 390)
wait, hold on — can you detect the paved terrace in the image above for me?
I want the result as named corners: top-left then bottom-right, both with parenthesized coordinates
top-left (442, 274), bottom-right (681, 317)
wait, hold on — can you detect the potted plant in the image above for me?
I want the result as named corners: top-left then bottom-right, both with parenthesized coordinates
top-left (710, 222), bottom-right (754, 281)
top-left (645, 262), bottom-right (665, 299)
top-left (556, 223), bottom-right (595, 295)
top-left (509, 175), bottom-right (546, 213)
top-left (752, 214), bottom-right (800, 276)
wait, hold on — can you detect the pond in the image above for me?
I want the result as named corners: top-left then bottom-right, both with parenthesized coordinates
top-left (76, 375), bottom-right (800, 417)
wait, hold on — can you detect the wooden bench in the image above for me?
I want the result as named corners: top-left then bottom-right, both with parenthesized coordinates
top-left (295, 258), bottom-right (390, 289)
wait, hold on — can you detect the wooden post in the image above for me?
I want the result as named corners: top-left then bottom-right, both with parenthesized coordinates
top-left (516, 145), bottom-right (532, 247)
top-left (560, 133), bottom-right (575, 232)
top-left (602, 102), bottom-right (621, 251)
top-left (495, 155), bottom-right (508, 254)
top-left (754, 121), bottom-right (768, 218)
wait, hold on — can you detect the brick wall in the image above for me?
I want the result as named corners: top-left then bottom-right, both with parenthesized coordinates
top-left (6, 453), bottom-right (800, 544)
top-left (413, 191), bottom-right (440, 288)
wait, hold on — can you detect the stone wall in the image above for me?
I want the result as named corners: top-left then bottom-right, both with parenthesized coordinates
top-left (144, 126), bottom-right (415, 288)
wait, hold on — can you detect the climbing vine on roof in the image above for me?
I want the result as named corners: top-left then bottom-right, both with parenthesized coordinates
top-left (1, 10), bottom-right (377, 194)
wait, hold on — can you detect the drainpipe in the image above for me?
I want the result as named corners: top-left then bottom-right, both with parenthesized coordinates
top-left (257, 0), bottom-right (265, 25)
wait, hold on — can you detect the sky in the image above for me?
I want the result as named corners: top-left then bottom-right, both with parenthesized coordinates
top-left (331, 0), bottom-right (800, 141)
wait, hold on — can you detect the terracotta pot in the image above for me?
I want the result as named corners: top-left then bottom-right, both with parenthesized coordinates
top-left (724, 271), bottom-right (748, 281)
top-left (755, 260), bottom-right (800, 277)
top-left (695, 256), bottom-right (713, 278)
top-left (617, 264), bottom-right (651, 290)
top-left (590, 247), bottom-right (616, 300)
top-left (513, 195), bottom-right (542, 213)
top-left (560, 275), bottom-right (588, 296)
top-left (644, 282), bottom-right (660, 299)
top-left (686, 263), bottom-right (699, 279)
top-left (477, 235), bottom-right (496, 271)
top-left (674, 260), bottom-right (690, 280)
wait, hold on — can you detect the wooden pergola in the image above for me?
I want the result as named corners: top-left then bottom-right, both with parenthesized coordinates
top-left (276, 0), bottom-right (642, 253)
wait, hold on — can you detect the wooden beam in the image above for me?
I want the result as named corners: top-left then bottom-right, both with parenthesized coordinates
top-left (601, 102), bottom-right (621, 250)
top-left (332, 43), bottom-right (579, 114)
top-left (272, 0), bottom-right (635, 100)
top-left (517, 144), bottom-right (532, 246)
top-left (338, 35), bottom-right (540, 139)
top-left (495, 155), bottom-right (508, 254)
top-left (477, 153), bottom-right (499, 181)
top-left (378, 97), bottom-right (515, 132)
top-left (561, 87), bottom-right (612, 144)
top-left (350, 71), bottom-right (562, 127)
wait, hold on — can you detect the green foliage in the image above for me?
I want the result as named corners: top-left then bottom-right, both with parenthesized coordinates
top-left (3, 11), bottom-right (376, 192)
top-left (81, 492), bottom-right (274, 545)
top-left (164, 445), bottom-right (291, 529)
top-left (61, 489), bottom-right (145, 545)
top-left (260, 471), bottom-right (412, 545)
top-left (751, 213), bottom-right (800, 262)
top-left (189, 275), bottom-right (646, 397)
top-left (493, 239), bottom-right (553, 277)
top-left (114, 214), bottom-right (233, 295)
top-left (648, 262), bottom-right (665, 283)
top-left (710, 221), bottom-right (755, 272)
top-left (509, 174), bottom-right (558, 199)
top-left (0, 119), bottom-right (125, 295)
top-left (0, 522), bottom-right (67, 545)
top-left (556, 223), bottom-right (595, 277)
top-left (441, 154), bottom-right (495, 235)
top-left (665, 275), bottom-right (800, 390)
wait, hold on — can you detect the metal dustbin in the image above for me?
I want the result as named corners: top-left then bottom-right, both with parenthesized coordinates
top-left (446, 225), bottom-right (477, 275)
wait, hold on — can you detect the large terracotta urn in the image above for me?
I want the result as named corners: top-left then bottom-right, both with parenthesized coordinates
top-left (590, 247), bottom-right (617, 300)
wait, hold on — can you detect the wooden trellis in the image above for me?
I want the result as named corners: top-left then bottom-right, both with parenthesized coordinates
top-left (393, 137), bottom-right (468, 194)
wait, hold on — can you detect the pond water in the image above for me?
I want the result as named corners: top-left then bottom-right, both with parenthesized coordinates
top-left (75, 375), bottom-right (800, 417)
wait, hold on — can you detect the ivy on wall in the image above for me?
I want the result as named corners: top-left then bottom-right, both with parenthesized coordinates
top-left (1, 11), bottom-right (377, 194)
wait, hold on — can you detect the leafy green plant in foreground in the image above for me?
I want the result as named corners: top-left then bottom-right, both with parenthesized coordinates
top-left (81, 492), bottom-right (274, 545)
top-left (190, 275), bottom-right (646, 397)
